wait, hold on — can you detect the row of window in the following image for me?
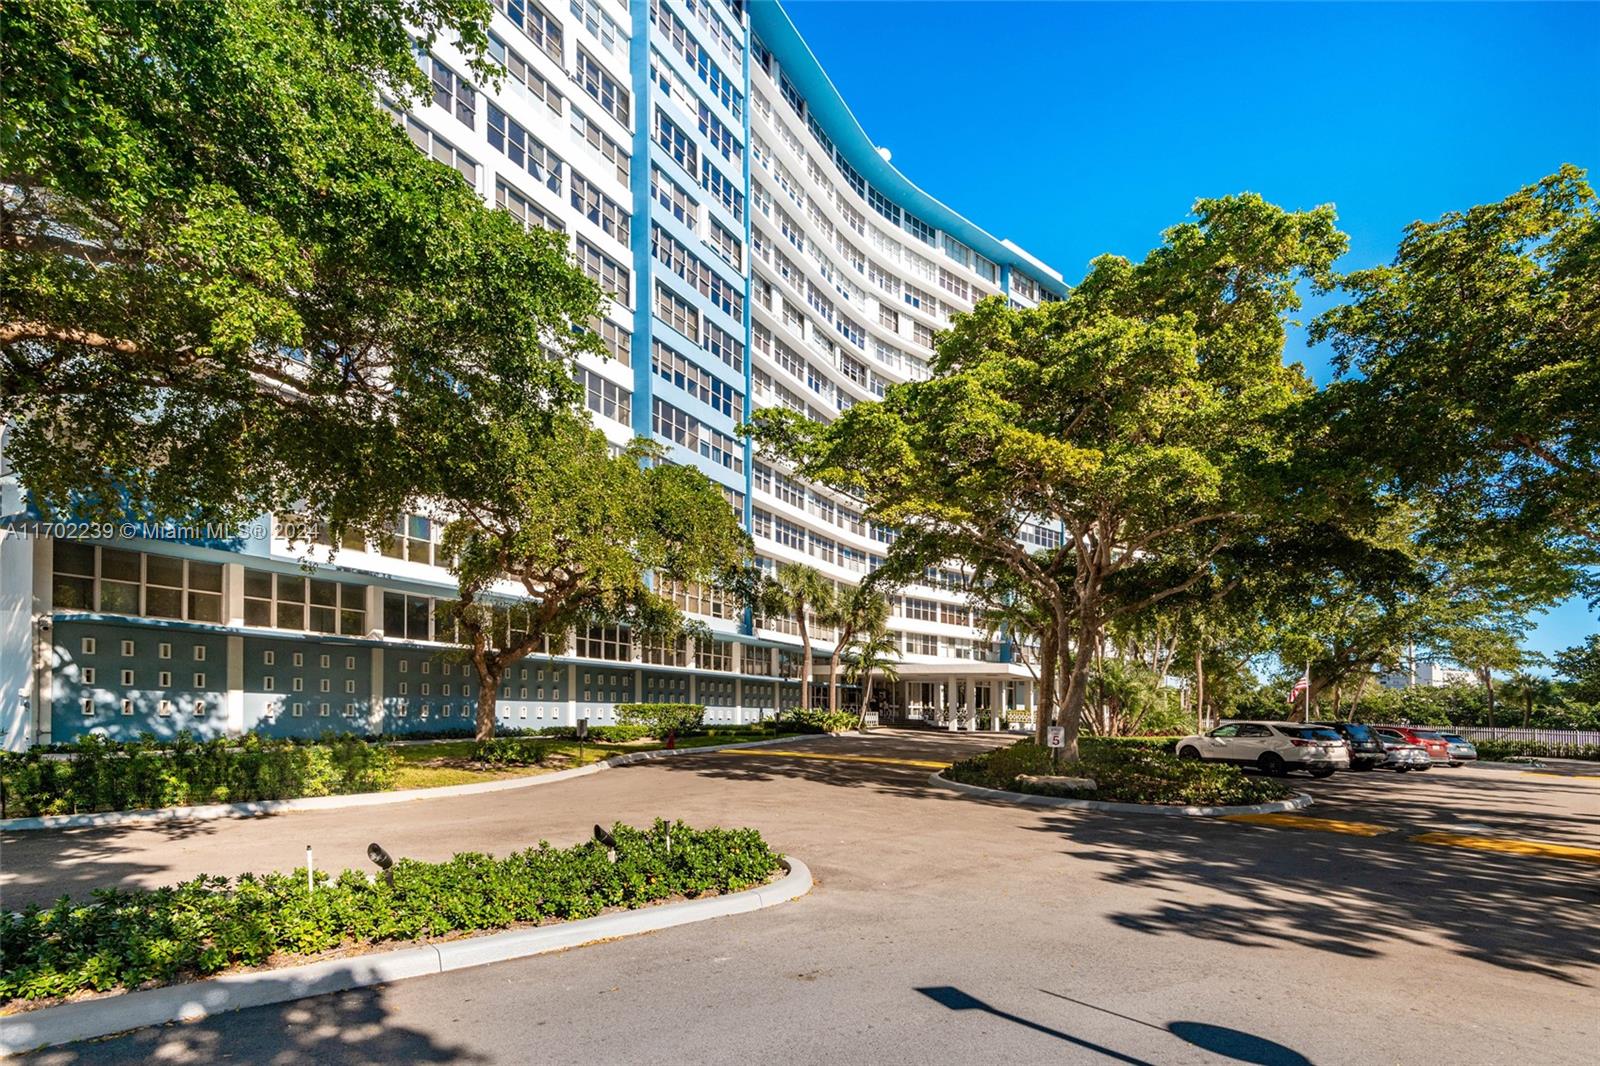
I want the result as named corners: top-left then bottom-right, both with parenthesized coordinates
top-left (652, 398), bottom-right (743, 473)
top-left (651, 224), bottom-right (743, 318)
top-left (54, 545), bottom-right (224, 622)
top-left (652, 340), bottom-right (742, 417)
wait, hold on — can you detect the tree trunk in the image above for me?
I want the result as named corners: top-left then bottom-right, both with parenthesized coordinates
top-left (1482, 669), bottom-right (1497, 738)
top-left (1331, 684), bottom-right (1342, 721)
top-left (828, 646), bottom-right (841, 715)
top-left (798, 618), bottom-right (812, 712)
top-left (1194, 649), bottom-right (1205, 732)
top-left (856, 673), bottom-right (874, 732)
top-left (1348, 672), bottom-right (1371, 722)
top-left (474, 663), bottom-right (501, 741)
top-left (1056, 610), bottom-right (1093, 764)
top-left (1036, 623), bottom-right (1058, 746)
top-left (1522, 691), bottom-right (1533, 730)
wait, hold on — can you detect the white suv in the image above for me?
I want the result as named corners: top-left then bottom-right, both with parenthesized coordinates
top-left (1176, 721), bottom-right (1350, 778)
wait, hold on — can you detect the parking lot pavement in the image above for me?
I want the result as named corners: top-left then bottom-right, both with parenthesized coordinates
top-left (11, 731), bottom-right (1600, 1065)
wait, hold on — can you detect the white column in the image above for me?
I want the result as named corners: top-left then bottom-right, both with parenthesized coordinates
top-left (566, 662), bottom-right (578, 727)
top-left (368, 647), bottom-right (385, 735)
top-left (23, 537), bottom-right (53, 748)
top-left (943, 682), bottom-right (956, 731)
top-left (365, 584), bottom-right (385, 639)
top-left (225, 634), bottom-right (245, 736)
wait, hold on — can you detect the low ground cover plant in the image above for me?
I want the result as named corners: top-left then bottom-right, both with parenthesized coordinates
top-left (615, 703), bottom-right (705, 740)
top-left (0, 732), bottom-right (396, 818)
top-left (787, 708), bottom-right (857, 733)
top-left (945, 739), bottom-right (1293, 806)
top-left (470, 738), bottom-right (550, 766)
top-left (0, 820), bottom-right (781, 1005)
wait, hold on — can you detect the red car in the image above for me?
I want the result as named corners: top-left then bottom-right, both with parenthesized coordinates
top-left (1373, 725), bottom-right (1453, 766)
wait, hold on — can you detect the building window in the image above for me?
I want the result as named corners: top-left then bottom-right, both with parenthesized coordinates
top-left (488, 32), bottom-right (562, 117)
top-left (496, 178), bottom-right (565, 233)
top-left (653, 398), bottom-right (743, 473)
top-left (655, 108), bottom-right (697, 175)
top-left (576, 625), bottom-right (630, 661)
top-left (653, 281), bottom-right (700, 342)
top-left (574, 47), bottom-right (629, 124)
top-left (577, 238), bottom-right (630, 304)
top-left (652, 166), bottom-right (697, 227)
top-left (571, 107), bottom-right (630, 185)
top-left (652, 340), bottom-right (742, 417)
top-left (493, 0), bottom-right (563, 62)
top-left (585, 316), bottom-right (631, 364)
top-left (245, 570), bottom-right (366, 635)
top-left (700, 159), bottom-right (743, 222)
top-left (571, 171), bottom-right (630, 244)
top-left (581, 368), bottom-right (632, 424)
top-left (52, 545), bottom-right (222, 623)
top-left (487, 104), bottom-right (562, 193)
top-left (403, 116), bottom-right (478, 187)
top-left (429, 55), bottom-right (476, 128)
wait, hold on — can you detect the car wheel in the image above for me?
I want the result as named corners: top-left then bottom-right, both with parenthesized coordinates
top-left (1178, 746), bottom-right (1202, 760)
top-left (1310, 767), bottom-right (1336, 779)
top-left (1415, 764), bottom-right (1431, 771)
top-left (1393, 766), bottom-right (1410, 773)
top-left (1258, 752), bottom-right (1287, 777)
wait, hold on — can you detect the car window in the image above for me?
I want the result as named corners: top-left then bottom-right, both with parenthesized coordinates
top-left (1412, 730), bottom-right (1443, 740)
top-left (1342, 724), bottom-right (1374, 740)
top-left (1236, 724), bottom-right (1272, 737)
top-left (1209, 725), bottom-right (1240, 738)
top-left (1306, 728), bottom-right (1343, 741)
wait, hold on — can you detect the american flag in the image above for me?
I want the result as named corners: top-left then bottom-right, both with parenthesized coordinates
top-left (1287, 673), bottom-right (1310, 704)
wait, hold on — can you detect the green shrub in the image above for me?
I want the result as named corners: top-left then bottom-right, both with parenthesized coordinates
top-left (1469, 738), bottom-right (1600, 762)
top-left (0, 821), bottom-right (781, 1004)
top-left (472, 738), bottom-right (549, 766)
top-left (946, 740), bottom-right (1293, 807)
top-left (0, 732), bottom-right (397, 818)
top-left (787, 708), bottom-right (856, 733)
top-left (615, 703), bottom-right (705, 739)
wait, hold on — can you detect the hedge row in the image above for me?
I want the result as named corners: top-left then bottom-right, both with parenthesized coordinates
top-left (946, 739), bottom-right (1292, 807)
top-left (0, 821), bottom-right (781, 1004)
top-left (1470, 738), bottom-right (1600, 762)
top-left (0, 733), bottom-right (395, 818)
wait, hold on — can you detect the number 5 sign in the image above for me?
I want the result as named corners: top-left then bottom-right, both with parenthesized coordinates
top-left (1047, 726), bottom-right (1065, 748)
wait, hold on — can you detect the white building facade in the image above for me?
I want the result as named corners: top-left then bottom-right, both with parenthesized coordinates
top-left (0, 0), bottom-right (1065, 750)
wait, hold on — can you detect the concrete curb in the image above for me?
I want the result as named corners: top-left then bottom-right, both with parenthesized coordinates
top-left (928, 771), bottom-right (1314, 817)
top-left (0, 857), bottom-right (811, 1056)
top-left (0, 736), bottom-right (815, 832)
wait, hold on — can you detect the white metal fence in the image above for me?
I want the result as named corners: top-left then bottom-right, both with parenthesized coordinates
top-left (1453, 727), bottom-right (1600, 746)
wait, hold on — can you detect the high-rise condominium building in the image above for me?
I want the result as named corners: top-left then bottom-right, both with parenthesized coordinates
top-left (0, 0), bottom-right (1068, 750)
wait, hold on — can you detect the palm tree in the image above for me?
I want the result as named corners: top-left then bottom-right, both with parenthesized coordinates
top-left (761, 563), bottom-right (834, 712)
top-left (1502, 670), bottom-right (1555, 729)
top-left (823, 586), bottom-right (891, 715)
top-left (846, 620), bottom-right (902, 731)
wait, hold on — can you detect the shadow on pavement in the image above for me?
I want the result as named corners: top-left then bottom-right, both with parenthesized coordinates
top-left (26, 982), bottom-right (488, 1066)
top-left (1032, 805), bottom-right (1600, 984)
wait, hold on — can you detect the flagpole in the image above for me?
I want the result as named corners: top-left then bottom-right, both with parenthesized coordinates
top-left (1304, 660), bottom-right (1311, 722)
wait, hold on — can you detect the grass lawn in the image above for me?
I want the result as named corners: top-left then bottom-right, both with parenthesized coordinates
top-left (388, 731), bottom-right (806, 790)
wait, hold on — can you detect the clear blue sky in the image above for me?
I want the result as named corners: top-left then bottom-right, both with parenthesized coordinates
top-left (782, 0), bottom-right (1600, 661)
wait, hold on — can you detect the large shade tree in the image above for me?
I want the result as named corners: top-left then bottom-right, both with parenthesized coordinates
top-left (2, 0), bottom-right (601, 535)
top-left (752, 194), bottom-right (1349, 760)
top-left (438, 415), bottom-right (752, 740)
top-left (1313, 166), bottom-right (1599, 599)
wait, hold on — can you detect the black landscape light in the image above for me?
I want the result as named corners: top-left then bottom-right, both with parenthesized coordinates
top-left (368, 841), bottom-right (395, 886)
top-left (593, 823), bottom-right (616, 863)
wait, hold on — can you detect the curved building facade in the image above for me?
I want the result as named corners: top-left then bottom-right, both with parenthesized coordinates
top-left (0, 0), bottom-right (1065, 748)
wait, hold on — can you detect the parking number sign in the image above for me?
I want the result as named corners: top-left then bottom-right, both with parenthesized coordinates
top-left (1047, 726), bottom-right (1065, 748)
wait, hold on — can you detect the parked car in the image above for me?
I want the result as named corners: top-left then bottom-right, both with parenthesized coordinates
top-left (1373, 725), bottom-right (1452, 766)
top-left (1373, 734), bottom-right (1432, 772)
top-left (1176, 721), bottom-right (1350, 778)
top-left (1310, 721), bottom-right (1387, 771)
top-left (1436, 731), bottom-right (1479, 764)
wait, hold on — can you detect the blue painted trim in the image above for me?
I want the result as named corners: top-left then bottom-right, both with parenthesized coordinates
top-left (629, 0), bottom-right (657, 443)
top-left (748, 0), bottom-right (1069, 295)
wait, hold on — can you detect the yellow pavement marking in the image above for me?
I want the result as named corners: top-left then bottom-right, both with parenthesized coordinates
top-left (708, 748), bottom-right (950, 770)
top-left (1220, 813), bottom-right (1395, 836)
top-left (1409, 831), bottom-right (1600, 865)
top-left (1519, 771), bottom-right (1600, 782)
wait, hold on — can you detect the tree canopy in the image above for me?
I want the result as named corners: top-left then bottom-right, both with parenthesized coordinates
top-left (752, 193), bottom-right (1350, 758)
top-left (2, 0), bottom-right (600, 533)
top-left (1312, 166), bottom-right (1599, 598)
top-left (438, 414), bottom-right (752, 739)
